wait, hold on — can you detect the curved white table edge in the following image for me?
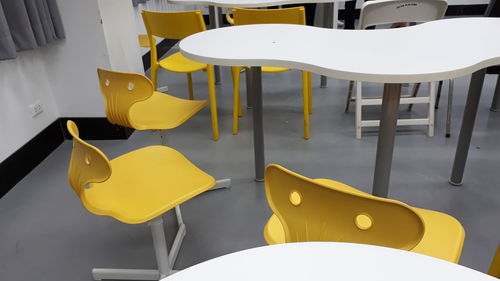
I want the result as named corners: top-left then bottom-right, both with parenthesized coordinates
top-left (180, 18), bottom-right (500, 83)
top-left (161, 242), bottom-right (496, 281)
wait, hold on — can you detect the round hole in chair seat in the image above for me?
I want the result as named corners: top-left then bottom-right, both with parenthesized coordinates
top-left (355, 213), bottom-right (373, 230)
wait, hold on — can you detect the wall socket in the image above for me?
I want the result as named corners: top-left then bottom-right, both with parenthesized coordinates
top-left (29, 100), bottom-right (43, 117)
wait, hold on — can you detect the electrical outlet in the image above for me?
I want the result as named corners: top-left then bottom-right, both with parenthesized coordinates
top-left (29, 100), bottom-right (43, 117)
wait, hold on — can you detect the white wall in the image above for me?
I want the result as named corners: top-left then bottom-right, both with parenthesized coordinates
top-left (0, 51), bottom-right (60, 161)
top-left (0, 0), bottom-right (128, 162)
top-left (98, 0), bottom-right (144, 74)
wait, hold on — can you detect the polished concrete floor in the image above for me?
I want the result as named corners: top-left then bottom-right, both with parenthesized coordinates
top-left (1, 66), bottom-right (499, 281)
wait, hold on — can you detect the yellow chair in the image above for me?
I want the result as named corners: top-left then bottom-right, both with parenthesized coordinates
top-left (138, 34), bottom-right (151, 48)
top-left (67, 120), bottom-right (215, 280)
top-left (141, 10), bottom-right (219, 140)
top-left (97, 67), bottom-right (215, 138)
top-left (263, 164), bottom-right (465, 263)
top-left (228, 7), bottom-right (313, 139)
top-left (489, 244), bottom-right (500, 278)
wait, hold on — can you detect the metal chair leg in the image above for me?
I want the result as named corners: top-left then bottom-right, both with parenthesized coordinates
top-left (345, 80), bottom-right (354, 113)
top-left (446, 79), bottom-right (453, 138)
top-left (407, 83), bottom-right (421, 111)
top-left (491, 75), bottom-right (500, 112)
top-left (435, 80), bottom-right (444, 109)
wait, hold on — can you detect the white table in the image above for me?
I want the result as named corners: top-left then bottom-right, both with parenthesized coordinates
top-left (161, 242), bottom-right (497, 281)
top-left (169, 0), bottom-right (349, 87)
top-left (180, 18), bottom-right (500, 195)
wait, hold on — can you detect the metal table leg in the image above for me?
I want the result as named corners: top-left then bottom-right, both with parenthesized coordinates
top-left (490, 75), bottom-right (500, 112)
top-left (449, 69), bottom-right (486, 186)
top-left (248, 67), bottom-right (265, 181)
top-left (208, 6), bottom-right (222, 85)
top-left (320, 3), bottom-right (334, 88)
top-left (245, 69), bottom-right (253, 109)
top-left (372, 83), bottom-right (402, 198)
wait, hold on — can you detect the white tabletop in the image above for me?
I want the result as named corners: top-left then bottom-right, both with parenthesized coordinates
top-left (180, 17), bottom-right (500, 83)
top-left (162, 242), bottom-right (496, 281)
top-left (168, 0), bottom-right (346, 8)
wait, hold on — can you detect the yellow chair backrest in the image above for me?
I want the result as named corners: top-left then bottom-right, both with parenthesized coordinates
top-left (489, 244), bottom-right (500, 278)
top-left (141, 10), bottom-right (206, 40)
top-left (233, 7), bottom-right (306, 26)
top-left (265, 164), bottom-right (425, 250)
top-left (97, 68), bottom-right (154, 128)
top-left (67, 120), bottom-right (111, 198)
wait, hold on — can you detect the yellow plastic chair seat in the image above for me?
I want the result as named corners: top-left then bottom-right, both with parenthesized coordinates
top-left (264, 178), bottom-right (464, 263)
top-left (130, 91), bottom-right (207, 130)
top-left (262, 66), bottom-right (290, 73)
top-left (159, 52), bottom-right (207, 73)
top-left (83, 145), bottom-right (216, 224)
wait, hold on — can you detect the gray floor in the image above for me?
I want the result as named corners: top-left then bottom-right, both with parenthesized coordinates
top-left (1, 66), bottom-right (499, 281)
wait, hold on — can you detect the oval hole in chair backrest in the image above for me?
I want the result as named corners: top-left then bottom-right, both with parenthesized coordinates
top-left (97, 68), bottom-right (154, 128)
top-left (67, 120), bottom-right (112, 199)
top-left (264, 165), bottom-right (425, 251)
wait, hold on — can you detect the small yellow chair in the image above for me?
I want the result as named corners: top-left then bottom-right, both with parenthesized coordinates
top-left (228, 7), bottom-right (313, 139)
top-left (67, 120), bottom-right (215, 280)
top-left (263, 164), bottom-right (465, 263)
top-left (141, 10), bottom-right (219, 140)
top-left (97, 68), bottom-right (216, 139)
top-left (489, 244), bottom-right (500, 278)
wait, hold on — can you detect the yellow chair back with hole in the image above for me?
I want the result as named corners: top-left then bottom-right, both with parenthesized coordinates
top-left (97, 68), bottom-right (154, 128)
top-left (265, 164), bottom-right (425, 250)
top-left (233, 7), bottom-right (306, 25)
top-left (141, 10), bottom-right (206, 40)
top-left (67, 120), bottom-right (111, 198)
top-left (489, 244), bottom-right (500, 278)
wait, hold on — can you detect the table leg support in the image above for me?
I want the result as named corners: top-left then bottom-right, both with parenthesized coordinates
top-left (320, 3), bottom-right (334, 88)
top-left (249, 67), bottom-right (265, 182)
top-left (449, 69), bottom-right (486, 186)
top-left (208, 6), bottom-right (222, 85)
top-left (372, 83), bottom-right (401, 198)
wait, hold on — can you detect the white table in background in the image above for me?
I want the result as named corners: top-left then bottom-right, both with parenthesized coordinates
top-left (180, 18), bottom-right (500, 196)
top-left (161, 242), bottom-right (497, 281)
top-left (169, 0), bottom-right (349, 87)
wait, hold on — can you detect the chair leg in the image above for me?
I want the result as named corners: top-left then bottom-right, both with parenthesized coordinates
top-left (446, 79), bottom-right (454, 138)
top-left (345, 80), bottom-right (354, 113)
top-left (355, 81), bottom-right (362, 139)
top-left (91, 215), bottom-right (185, 281)
top-left (490, 75), bottom-right (500, 112)
top-left (231, 67), bottom-right (241, 135)
top-left (428, 82), bottom-right (436, 137)
top-left (308, 72), bottom-right (313, 115)
top-left (435, 80), bottom-right (444, 109)
top-left (151, 65), bottom-right (159, 90)
top-left (407, 83), bottom-right (421, 111)
top-left (206, 65), bottom-right (219, 141)
top-left (302, 71), bottom-right (310, 139)
top-left (187, 73), bottom-right (194, 100)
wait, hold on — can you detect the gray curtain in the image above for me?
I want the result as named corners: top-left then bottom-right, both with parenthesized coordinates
top-left (0, 0), bottom-right (65, 60)
top-left (132, 0), bottom-right (150, 7)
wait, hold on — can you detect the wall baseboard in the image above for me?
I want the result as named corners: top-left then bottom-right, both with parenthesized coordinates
top-left (0, 118), bottom-right (133, 198)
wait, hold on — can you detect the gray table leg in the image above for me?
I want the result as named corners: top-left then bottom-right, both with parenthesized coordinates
top-left (372, 83), bottom-right (402, 198)
top-left (320, 3), bottom-right (334, 88)
top-left (208, 6), bottom-right (222, 85)
top-left (449, 69), bottom-right (486, 186)
top-left (248, 67), bottom-right (265, 181)
top-left (245, 69), bottom-right (253, 109)
top-left (490, 75), bottom-right (500, 112)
